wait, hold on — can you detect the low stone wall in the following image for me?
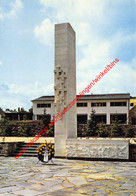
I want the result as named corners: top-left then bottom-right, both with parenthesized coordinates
top-left (0, 142), bottom-right (19, 156)
top-left (0, 137), bottom-right (54, 157)
top-left (0, 137), bottom-right (54, 143)
top-left (66, 138), bottom-right (130, 160)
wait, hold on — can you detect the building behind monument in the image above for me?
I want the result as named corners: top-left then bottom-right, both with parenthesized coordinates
top-left (32, 93), bottom-right (136, 125)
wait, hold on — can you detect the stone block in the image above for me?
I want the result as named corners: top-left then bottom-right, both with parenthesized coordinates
top-left (66, 138), bottom-right (130, 159)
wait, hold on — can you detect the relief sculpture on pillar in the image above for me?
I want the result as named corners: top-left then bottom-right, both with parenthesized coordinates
top-left (54, 65), bottom-right (67, 118)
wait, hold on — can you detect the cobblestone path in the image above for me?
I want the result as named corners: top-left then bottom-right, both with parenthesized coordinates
top-left (0, 157), bottom-right (136, 196)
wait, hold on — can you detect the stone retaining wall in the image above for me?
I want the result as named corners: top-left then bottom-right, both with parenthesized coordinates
top-left (0, 142), bottom-right (18, 156)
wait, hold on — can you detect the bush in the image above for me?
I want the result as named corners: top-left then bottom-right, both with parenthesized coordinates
top-left (110, 115), bottom-right (124, 137)
top-left (0, 120), bottom-right (44, 137)
top-left (97, 123), bottom-right (109, 137)
top-left (123, 123), bottom-right (135, 137)
top-left (41, 114), bottom-right (51, 129)
top-left (45, 125), bottom-right (54, 137)
top-left (0, 119), bottom-right (11, 136)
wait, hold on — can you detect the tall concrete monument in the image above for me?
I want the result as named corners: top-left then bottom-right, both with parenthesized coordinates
top-left (54, 23), bottom-right (77, 156)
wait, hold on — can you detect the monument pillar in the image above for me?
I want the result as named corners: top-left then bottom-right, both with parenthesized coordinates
top-left (54, 23), bottom-right (77, 157)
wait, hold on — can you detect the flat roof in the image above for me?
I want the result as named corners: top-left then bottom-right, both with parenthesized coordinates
top-left (31, 93), bottom-right (130, 102)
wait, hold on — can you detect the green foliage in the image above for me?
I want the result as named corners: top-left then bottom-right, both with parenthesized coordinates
top-left (0, 119), bottom-right (11, 136)
top-left (0, 120), bottom-right (44, 137)
top-left (17, 123), bottom-right (30, 137)
top-left (45, 125), bottom-right (54, 137)
top-left (87, 110), bottom-right (98, 136)
top-left (18, 107), bottom-right (26, 113)
top-left (29, 107), bottom-right (33, 113)
top-left (110, 114), bottom-right (124, 137)
top-left (23, 114), bottom-right (27, 121)
top-left (97, 123), bottom-right (109, 137)
top-left (123, 123), bottom-right (135, 137)
top-left (41, 114), bottom-right (50, 129)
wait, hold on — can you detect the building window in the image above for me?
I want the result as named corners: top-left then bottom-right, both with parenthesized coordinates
top-left (77, 114), bottom-right (87, 124)
top-left (95, 114), bottom-right (106, 124)
top-left (77, 102), bottom-right (87, 107)
top-left (110, 102), bottom-right (127, 107)
top-left (91, 102), bottom-right (106, 107)
top-left (110, 114), bottom-right (127, 124)
top-left (37, 103), bottom-right (51, 108)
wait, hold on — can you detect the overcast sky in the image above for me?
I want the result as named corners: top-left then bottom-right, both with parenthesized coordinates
top-left (0, 0), bottom-right (136, 110)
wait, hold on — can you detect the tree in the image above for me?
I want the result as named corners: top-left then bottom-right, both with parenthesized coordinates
top-left (98, 123), bottom-right (109, 137)
top-left (20, 108), bottom-right (26, 113)
top-left (23, 114), bottom-right (27, 121)
top-left (29, 107), bottom-right (33, 113)
top-left (123, 122), bottom-right (135, 137)
top-left (110, 114), bottom-right (124, 137)
top-left (18, 107), bottom-right (21, 112)
top-left (41, 109), bottom-right (50, 129)
top-left (87, 109), bottom-right (98, 136)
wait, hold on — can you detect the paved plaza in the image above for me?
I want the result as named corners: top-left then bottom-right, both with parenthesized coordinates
top-left (0, 157), bottom-right (136, 196)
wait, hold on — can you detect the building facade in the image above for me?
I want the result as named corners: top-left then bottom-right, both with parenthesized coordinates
top-left (130, 97), bottom-right (136, 109)
top-left (32, 93), bottom-right (132, 125)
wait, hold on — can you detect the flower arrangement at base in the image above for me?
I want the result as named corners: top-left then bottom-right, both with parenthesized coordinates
top-left (37, 140), bottom-right (55, 162)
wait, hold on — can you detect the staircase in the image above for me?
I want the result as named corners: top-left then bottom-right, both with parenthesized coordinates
top-left (12, 142), bottom-right (44, 157)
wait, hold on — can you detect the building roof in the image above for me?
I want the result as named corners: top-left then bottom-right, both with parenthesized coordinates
top-left (31, 93), bottom-right (130, 102)
top-left (31, 96), bottom-right (54, 102)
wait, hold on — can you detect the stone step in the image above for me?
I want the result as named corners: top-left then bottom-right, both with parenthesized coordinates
top-left (20, 143), bottom-right (54, 148)
top-left (17, 146), bottom-right (39, 150)
top-left (14, 150), bottom-right (37, 153)
top-left (13, 142), bottom-right (54, 157)
top-left (12, 153), bottom-right (37, 157)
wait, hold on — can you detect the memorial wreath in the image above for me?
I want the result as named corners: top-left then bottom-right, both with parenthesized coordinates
top-left (37, 141), bottom-right (54, 162)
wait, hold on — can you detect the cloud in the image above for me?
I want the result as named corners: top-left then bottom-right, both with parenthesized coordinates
top-left (0, 13), bottom-right (3, 20)
top-left (37, 0), bottom-right (117, 46)
top-left (77, 58), bottom-right (136, 96)
top-left (34, 19), bottom-right (54, 45)
top-left (7, 0), bottom-right (23, 19)
top-left (9, 81), bottom-right (53, 98)
top-left (34, 0), bottom-right (135, 98)
top-left (0, 61), bottom-right (3, 67)
top-left (0, 82), bottom-right (54, 110)
top-left (0, 0), bottom-right (23, 20)
top-left (0, 84), bottom-right (9, 90)
top-left (0, 0), bottom-right (135, 110)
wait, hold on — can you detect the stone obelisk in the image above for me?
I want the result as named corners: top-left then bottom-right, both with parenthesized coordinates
top-left (54, 23), bottom-right (77, 157)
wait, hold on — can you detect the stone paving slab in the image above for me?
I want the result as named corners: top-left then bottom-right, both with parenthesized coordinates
top-left (0, 157), bottom-right (136, 195)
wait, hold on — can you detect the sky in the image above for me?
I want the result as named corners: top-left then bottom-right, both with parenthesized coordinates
top-left (0, 0), bottom-right (136, 111)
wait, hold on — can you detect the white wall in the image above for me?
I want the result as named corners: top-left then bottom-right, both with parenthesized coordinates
top-left (77, 99), bottom-right (129, 124)
top-left (33, 101), bottom-right (54, 120)
top-left (32, 99), bottom-right (129, 124)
